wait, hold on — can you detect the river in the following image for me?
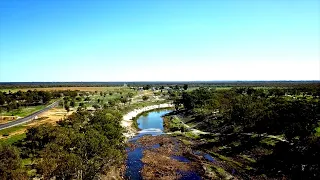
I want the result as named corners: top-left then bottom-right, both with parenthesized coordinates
top-left (125, 109), bottom-right (205, 180)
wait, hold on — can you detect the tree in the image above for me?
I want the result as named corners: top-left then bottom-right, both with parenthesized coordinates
top-left (42, 91), bottom-right (52, 104)
top-left (183, 84), bottom-right (188, 90)
top-left (120, 97), bottom-right (128, 105)
top-left (127, 92), bottom-right (134, 98)
top-left (70, 100), bottom-right (75, 107)
top-left (0, 92), bottom-right (6, 105)
top-left (31, 110), bottom-right (124, 179)
top-left (65, 104), bottom-right (70, 112)
top-left (92, 104), bottom-right (100, 109)
top-left (143, 85), bottom-right (151, 90)
top-left (142, 95), bottom-right (149, 101)
top-left (0, 144), bottom-right (27, 180)
top-left (108, 99), bottom-right (116, 107)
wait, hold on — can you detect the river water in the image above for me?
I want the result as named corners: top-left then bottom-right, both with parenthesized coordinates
top-left (125, 109), bottom-right (205, 180)
top-left (125, 110), bottom-right (171, 179)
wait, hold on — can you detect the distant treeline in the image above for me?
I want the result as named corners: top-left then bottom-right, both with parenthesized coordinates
top-left (0, 81), bottom-right (319, 89)
top-left (0, 90), bottom-right (80, 113)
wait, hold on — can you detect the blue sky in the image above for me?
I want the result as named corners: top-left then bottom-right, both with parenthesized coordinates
top-left (0, 0), bottom-right (319, 82)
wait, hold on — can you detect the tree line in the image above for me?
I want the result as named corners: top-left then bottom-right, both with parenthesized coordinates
top-left (0, 90), bottom-right (83, 113)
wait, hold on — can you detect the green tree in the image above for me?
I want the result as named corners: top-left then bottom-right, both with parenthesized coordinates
top-left (0, 144), bottom-right (27, 180)
top-left (92, 104), bottom-right (100, 109)
top-left (128, 92), bottom-right (134, 98)
top-left (120, 97), bottom-right (128, 105)
top-left (108, 99), bottom-right (116, 107)
top-left (142, 95), bottom-right (149, 101)
top-left (33, 110), bottom-right (125, 179)
top-left (70, 100), bottom-right (76, 107)
top-left (143, 85), bottom-right (151, 90)
top-left (0, 92), bottom-right (6, 105)
top-left (41, 91), bottom-right (52, 104)
top-left (65, 104), bottom-right (70, 112)
top-left (183, 84), bottom-right (188, 90)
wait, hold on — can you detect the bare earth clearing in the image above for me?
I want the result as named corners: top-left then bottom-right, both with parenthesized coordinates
top-left (0, 116), bottom-right (19, 124)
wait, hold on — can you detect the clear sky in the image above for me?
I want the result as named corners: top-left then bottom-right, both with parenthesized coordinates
top-left (0, 0), bottom-right (319, 82)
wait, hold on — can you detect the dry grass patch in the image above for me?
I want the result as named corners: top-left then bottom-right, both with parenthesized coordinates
top-left (0, 116), bottom-right (18, 124)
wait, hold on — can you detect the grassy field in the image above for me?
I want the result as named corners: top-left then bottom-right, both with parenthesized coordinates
top-left (0, 125), bottom-right (25, 136)
top-left (0, 98), bottom-right (58, 118)
top-left (0, 133), bottom-right (26, 145)
top-left (0, 104), bottom-right (46, 117)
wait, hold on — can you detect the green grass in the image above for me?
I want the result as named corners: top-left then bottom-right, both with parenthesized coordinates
top-left (121, 100), bottom-right (170, 114)
top-left (0, 105), bottom-right (46, 117)
top-left (21, 158), bottom-right (32, 166)
top-left (215, 166), bottom-right (229, 178)
top-left (206, 165), bottom-right (231, 179)
top-left (0, 125), bottom-right (25, 136)
top-left (260, 137), bottom-right (279, 146)
top-left (209, 151), bottom-right (243, 168)
top-left (0, 133), bottom-right (26, 145)
top-left (165, 116), bottom-right (187, 132)
top-left (184, 131), bottom-right (200, 139)
top-left (239, 154), bottom-right (256, 163)
top-left (180, 139), bottom-right (192, 146)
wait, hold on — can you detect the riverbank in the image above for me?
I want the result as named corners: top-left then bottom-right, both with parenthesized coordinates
top-left (162, 110), bottom-right (295, 179)
top-left (121, 103), bottom-right (174, 138)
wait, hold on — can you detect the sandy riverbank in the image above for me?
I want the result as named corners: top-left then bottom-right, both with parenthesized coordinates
top-left (121, 103), bottom-right (174, 138)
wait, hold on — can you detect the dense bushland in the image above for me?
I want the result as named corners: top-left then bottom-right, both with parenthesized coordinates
top-left (173, 86), bottom-right (320, 179)
top-left (0, 108), bottom-right (124, 179)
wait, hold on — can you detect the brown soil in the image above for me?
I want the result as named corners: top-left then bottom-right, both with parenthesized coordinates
top-left (26, 107), bottom-right (69, 127)
top-left (0, 116), bottom-right (18, 124)
top-left (101, 165), bottom-right (126, 180)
